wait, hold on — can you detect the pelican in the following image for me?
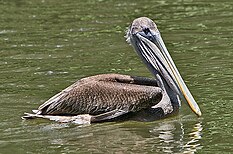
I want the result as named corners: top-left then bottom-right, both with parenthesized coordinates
top-left (22, 17), bottom-right (201, 124)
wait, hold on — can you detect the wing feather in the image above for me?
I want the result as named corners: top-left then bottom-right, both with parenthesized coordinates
top-left (37, 74), bottom-right (162, 116)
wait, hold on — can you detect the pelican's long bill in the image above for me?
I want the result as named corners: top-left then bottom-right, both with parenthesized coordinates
top-left (129, 19), bottom-right (201, 116)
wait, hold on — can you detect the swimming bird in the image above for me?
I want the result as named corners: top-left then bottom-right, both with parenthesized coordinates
top-left (22, 17), bottom-right (201, 124)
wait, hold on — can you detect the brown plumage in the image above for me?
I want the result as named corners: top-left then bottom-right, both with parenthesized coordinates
top-left (22, 17), bottom-right (201, 124)
top-left (38, 74), bottom-right (162, 116)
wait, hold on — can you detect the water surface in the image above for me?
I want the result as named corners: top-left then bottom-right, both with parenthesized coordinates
top-left (0, 0), bottom-right (233, 153)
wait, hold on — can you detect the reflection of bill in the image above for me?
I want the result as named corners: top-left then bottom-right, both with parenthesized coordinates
top-left (150, 119), bottom-right (203, 153)
top-left (183, 122), bottom-right (203, 153)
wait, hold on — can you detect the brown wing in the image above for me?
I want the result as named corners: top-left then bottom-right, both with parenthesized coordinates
top-left (37, 74), bottom-right (162, 116)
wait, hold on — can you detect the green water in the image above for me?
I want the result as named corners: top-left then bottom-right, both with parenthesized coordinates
top-left (0, 0), bottom-right (232, 153)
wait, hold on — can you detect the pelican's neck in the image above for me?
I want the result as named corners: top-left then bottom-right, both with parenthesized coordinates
top-left (152, 73), bottom-right (181, 116)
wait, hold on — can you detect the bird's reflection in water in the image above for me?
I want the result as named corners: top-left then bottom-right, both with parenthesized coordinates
top-left (150, 118), bottom-right (203, 153)
top-left (38, 118), bottom-right (203, 153)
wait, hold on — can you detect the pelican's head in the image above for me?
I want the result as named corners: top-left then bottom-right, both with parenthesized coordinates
top-left (126, 17), bottom-right (201, 116)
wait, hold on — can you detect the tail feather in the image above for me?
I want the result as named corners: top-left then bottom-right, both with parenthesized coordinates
top-left (32, 110), bottom-right (41, 114)
top-left (21, 113), bottom-right (92, 124)
top-left (21, 113), bottom-right (44, 119)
